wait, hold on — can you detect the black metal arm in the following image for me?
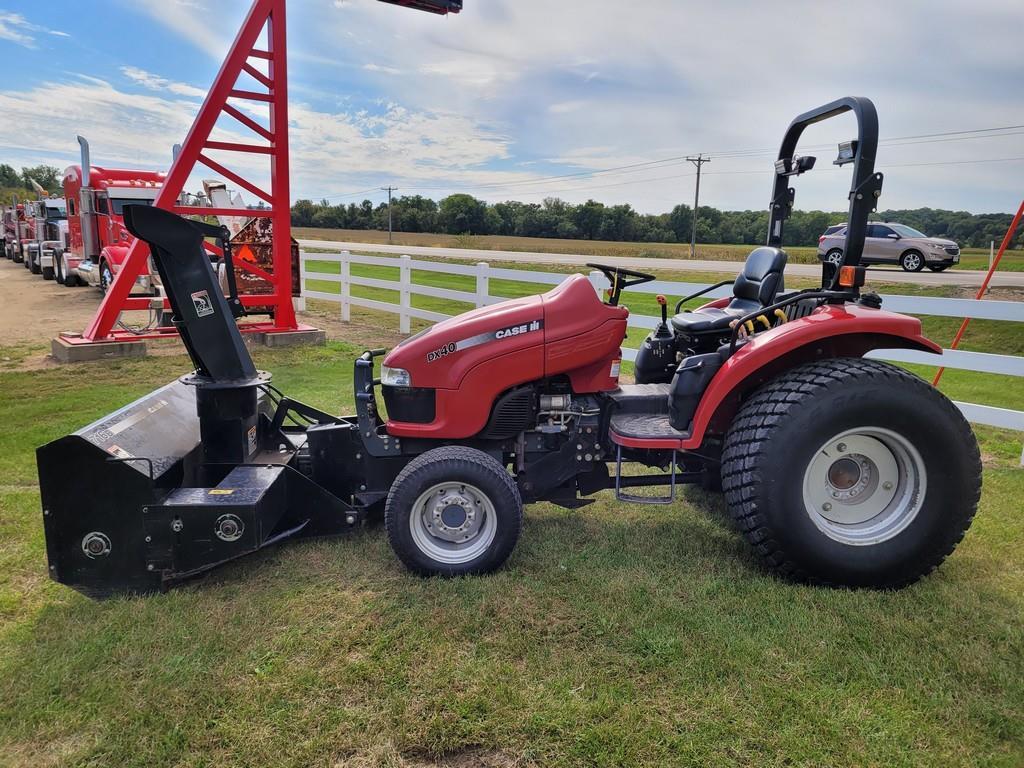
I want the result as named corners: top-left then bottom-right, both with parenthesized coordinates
top-left (767, 96), bottom-right (882, 293)
top-left (726, 289), bottom-right (855, 356)
top-left (673, 280), bottom-right (734, 314)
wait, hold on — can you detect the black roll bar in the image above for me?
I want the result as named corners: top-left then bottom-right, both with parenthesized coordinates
top-left (767, 97), bottom-right (883, 291)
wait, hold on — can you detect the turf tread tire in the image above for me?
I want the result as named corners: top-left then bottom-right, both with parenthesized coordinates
top-left (385, 446), bottom-right (523, 577)
top-left (721, 357), bottom-right (981, 589)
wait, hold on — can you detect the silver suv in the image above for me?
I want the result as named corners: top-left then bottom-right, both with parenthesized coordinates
top-left (817, 222), bottom-right (960, 272)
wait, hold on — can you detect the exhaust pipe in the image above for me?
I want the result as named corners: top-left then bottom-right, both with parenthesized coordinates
top-left (77, 135), bottom-right (91, 187)
top-left (76, 135), bottom-right (99, 259)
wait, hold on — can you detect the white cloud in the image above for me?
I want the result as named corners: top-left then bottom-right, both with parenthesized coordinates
top-left (363, 63), bottom-right (403, 76)
top-left (0, 10), bottom-right (70, 48)
top-left (121, 66), bottom-right (206, 99)
top-left (128, 0), bottom-right (228, 59)
top-left (0, 73), bottom-right (539, 203)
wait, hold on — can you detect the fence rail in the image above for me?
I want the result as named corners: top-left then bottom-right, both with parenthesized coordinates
top-left (299, 250), bottom-right (1024, 443)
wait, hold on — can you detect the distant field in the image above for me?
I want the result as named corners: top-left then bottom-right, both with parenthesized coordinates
top-left (295, 227), bottom-right (1024, 271)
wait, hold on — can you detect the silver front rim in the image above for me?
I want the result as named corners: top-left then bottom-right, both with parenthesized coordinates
top-left (409, 482), bottom-right (497, 564)
top-left (828, 251), bottom-right (843, 265)
top-left (904, 253), bottom-right (921, 270)
top-left (802, 427), bottom-right (926, 546)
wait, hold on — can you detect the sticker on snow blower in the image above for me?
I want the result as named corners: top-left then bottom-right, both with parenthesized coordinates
top-left (191, 290), bottom-right (215, 318)
top-left (426, 319), bottom-right (543, 362)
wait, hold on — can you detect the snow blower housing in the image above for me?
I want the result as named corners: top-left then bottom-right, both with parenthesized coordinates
top-left (37, 98), bottom-right (982, 598)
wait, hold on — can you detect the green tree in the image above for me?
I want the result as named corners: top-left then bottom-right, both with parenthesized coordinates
top-left (438, 194), bottom-right (487, 234)
top-left (20, 164), bottom-right (61, 192)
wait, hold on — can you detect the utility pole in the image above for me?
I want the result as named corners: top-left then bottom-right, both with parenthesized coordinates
top-left (381, 186), bottom-right (398, 243)
top-left (686, 154), bottom-right (710, 258)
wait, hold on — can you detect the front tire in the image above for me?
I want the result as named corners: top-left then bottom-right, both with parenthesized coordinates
top-left (721, 358), bottom-right (981, 589)
top-left (899, 251), bottom-right (924, 272)
top-left (385, 446), bottom-right (523, 577)
top-left (99, 260), bottom-right (114, 293)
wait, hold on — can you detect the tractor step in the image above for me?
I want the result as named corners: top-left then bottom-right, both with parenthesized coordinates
top-left (614, 444), bottom-right (678, 504)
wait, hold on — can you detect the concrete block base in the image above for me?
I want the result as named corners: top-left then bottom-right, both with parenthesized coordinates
top-left (51, 336), bottom-right (147, 363)
top-left (255, 328), bottom-right (327, 348)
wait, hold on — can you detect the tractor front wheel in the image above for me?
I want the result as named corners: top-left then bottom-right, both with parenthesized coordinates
top-left (721, 358), bottom-right (981, 588)
top-left (386, 446), bottom-right (523, 577)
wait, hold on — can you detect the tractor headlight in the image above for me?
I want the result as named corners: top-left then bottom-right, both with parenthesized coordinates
top-left (381, 365), bottom-right (411, 387)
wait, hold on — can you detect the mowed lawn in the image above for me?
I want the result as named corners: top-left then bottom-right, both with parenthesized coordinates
top-left (1, 341), bottom-right (1022, 767)
top-left (294, 227), bottom-right (1024, 272)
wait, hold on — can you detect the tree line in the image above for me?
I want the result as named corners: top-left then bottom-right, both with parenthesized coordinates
top-left (292, 194), bottom-right (1023, 249)
top-left (3, 161), bottom-right (1018, 249)
top-left (0, 163), bottom-right (64, 205)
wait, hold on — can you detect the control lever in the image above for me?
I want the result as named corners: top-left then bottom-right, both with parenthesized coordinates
top-left (653, 294), bottom-right (673, 339)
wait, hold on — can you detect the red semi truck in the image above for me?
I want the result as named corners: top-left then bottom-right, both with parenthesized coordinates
top-left (61, 137), bottom-right (164, 291)
top-left (2, 202), bottom-right (27, 263)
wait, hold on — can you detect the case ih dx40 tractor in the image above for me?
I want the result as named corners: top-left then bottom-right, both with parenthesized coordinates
top-left (38, 98), bottom-right (981, 599)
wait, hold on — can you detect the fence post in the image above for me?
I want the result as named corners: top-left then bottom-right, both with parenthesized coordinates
top-left (399, 254), bottom-right (411, 333)
top-left (588, 270), bottom-right (605, 298)
top-left (475, 261), bottom-right (490, 307)
top-left (294, 250), bottom-right (307, 313)
top-left (339, 251), bottom-right (351, 322)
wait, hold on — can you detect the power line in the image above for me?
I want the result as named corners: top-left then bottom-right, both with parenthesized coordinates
top-left (400, 123), bottom-right (1024, 195)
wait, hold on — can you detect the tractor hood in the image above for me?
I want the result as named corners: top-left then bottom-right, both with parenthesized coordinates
top-left (383, 293), bottom-right (546, 391)
top-left (382, 274), bottom-right (625, 391)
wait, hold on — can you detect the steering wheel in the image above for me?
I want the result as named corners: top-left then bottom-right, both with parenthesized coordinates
top-left (585, 263), bottom-right (657, 307)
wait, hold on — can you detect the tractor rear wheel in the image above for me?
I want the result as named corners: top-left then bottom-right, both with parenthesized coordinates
top-left (721, 358), bottom-right (981, 589)
top-left (386, 446), bottom-right (523, 576)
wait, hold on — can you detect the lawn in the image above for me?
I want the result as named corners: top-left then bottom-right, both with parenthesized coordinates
top-left (295, 227), bottom-right (1024, 272)
top-left (1, 340), bottom-right (1022, 767)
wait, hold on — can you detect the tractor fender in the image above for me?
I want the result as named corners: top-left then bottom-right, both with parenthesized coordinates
top-left (680, 302), bottom-right (941, 450)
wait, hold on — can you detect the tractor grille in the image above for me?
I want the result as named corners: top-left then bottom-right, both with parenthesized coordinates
top-left (480, 386), bottom-right (537, 440)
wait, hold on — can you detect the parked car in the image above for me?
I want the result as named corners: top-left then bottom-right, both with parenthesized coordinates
top-left (817, 222), bottom-right (960, 272)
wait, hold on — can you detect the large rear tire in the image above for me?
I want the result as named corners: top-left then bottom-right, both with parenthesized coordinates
top-left (721, 358), bottom-right (981, 589)
top-left (386, 446), bottom-right (523, 577)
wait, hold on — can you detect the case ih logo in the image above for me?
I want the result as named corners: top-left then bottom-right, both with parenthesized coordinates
top-left (191, 290), bottom-right (215, 318)
top-left (426, 319), bottom-right (543, 362)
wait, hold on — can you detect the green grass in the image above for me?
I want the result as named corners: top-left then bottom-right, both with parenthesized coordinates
top-left (295, 227), bottom-right (1024, 271)
top-left (1, 342), bottom-right (1022, 767)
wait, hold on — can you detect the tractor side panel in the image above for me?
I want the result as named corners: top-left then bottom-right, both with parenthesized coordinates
top-left (545, 317), bottom-right (628, 392)
top-left (680, 303), bottom-right (941, 449)
top-left (386, 345), bottom-right (546, 438)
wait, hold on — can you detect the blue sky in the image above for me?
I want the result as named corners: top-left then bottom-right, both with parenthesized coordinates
top-left (1, 0), bottom-right (1022, 214)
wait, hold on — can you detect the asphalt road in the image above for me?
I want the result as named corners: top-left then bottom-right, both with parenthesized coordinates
top-left (298, 239), bottom-right (1024, 289)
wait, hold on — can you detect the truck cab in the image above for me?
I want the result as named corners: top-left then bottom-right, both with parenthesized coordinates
top-left (23, 198), bottom-right (68, 279)
top-left (2, 203), bottom-right (26, 262)
top-left (62, 162), bottom-right (164, 291)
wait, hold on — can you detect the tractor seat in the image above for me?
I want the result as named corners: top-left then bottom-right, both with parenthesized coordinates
top-left (671, 246), bottom-right (788, 334)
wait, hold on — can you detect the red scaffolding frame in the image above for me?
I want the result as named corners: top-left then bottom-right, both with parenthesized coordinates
top-left (68, 0), bottom-right (309, 345)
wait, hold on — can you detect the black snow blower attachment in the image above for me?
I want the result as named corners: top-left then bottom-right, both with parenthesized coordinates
top-left (37, 205), bottom-right (361, 598)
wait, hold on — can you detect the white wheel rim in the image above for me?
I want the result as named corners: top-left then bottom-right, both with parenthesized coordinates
top-left (828, 252), bottom-right (843, 265)
top-left (802, 427), bottom-right (926, 546)
top-left (904, 253), bottom-right (920, 270)
top-left (409, 481), bottom-right (498, 564)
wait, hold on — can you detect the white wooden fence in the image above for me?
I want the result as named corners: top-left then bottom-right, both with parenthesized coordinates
top-left (300, 250), bottom-right (1024, 456)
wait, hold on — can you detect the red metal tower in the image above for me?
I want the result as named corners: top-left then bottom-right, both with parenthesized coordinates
top-left (68, 0), bottom-right (309, 347)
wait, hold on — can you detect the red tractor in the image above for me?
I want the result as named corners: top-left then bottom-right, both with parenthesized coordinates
top-left (38, 98), bottom-right (981, 599)
top-left (59, 136), bottom-right (164, 290)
